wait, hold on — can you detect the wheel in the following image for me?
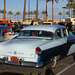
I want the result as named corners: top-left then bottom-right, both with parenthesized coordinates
top-left (50, 56), bottom-right (57, 68)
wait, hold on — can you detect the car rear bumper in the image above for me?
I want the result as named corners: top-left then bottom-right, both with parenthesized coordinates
top-left (0, 58), bottom-right (43, 68)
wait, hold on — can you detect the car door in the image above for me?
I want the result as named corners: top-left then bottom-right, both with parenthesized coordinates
top-left (60, 28), bottom-right (68, 56)
top-left (55, 28), bottom-right (67, 57)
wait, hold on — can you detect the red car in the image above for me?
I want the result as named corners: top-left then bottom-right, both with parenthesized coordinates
top-left (0, 22), bottom-right (13, 28)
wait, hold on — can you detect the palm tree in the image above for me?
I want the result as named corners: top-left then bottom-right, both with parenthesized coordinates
top-left (36, 0), bottom-right (38, 22)
top-left (8, 11), bottom-right (13, 20)
top-left (47, 0), bottom-right (59, 24)
top-left (0, 10), bottom-right (1, 13)
top-left (73, 2), bottom-right (75, 17)
top-left (58, 12), bottom-right (62, 21)
top-left (0, 10), bottom-right (1, 17)
top-left (1, 9), bottom-right (7, 18)
top-left (3, 0), bottom-right (6, 22)
top-left (16, 12), bottom-right (21, 21)
top-left (70, 0), bottom-right (74, 18)
top-left (33, 10), bottom-right (37, 18)
top-left (66, 0), bottom-right (74, 18)
top-left (30, 11), bottom-right (33, 20)
top-left (41, 11), bottom-right (46, 21)
top-left (23, 0), bottom-right (26, 22)
top-left (66, 11), bottom-right (69, 17)
top-left (68, 0), bottom-right (70, 17)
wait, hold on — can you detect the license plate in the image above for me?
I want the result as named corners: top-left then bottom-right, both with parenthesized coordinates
top-left (11, 56), bottom-right (19, 62)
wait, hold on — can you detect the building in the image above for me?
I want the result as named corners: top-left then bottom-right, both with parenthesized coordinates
top-left (0, 17), bottom-right (10, 22)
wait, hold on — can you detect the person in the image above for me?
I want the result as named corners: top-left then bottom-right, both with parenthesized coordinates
top-left (4, 30), bottom-right (10, 36)
top-left (53, 22), bottom-right (55, 25)
top-left (30, 20), bottom-right (34, 25)
top-left (68, 22), bottom-right (73, 36)
top-left (54, 22), bottom-right (57, 25)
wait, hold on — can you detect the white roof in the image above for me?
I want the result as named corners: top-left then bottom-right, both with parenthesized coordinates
top-left (21, 25), bottom-right (66, 33)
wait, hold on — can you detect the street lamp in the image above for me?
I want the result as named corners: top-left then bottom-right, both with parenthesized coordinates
top-left (62, 7), bottom-right (66, 19)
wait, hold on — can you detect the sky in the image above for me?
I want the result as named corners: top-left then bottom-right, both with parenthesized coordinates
top-left (0, 0), bottom-right (68, 20)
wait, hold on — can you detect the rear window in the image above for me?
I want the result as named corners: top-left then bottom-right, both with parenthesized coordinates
top-left (19, 30), bottom-right (54, 39)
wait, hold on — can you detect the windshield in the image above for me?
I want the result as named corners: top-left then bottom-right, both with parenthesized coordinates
top-left (18, 30), bottom-right (54, 39)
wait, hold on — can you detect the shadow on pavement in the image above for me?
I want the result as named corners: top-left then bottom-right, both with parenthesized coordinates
top-left (0, 72), bottom-right (23, 75)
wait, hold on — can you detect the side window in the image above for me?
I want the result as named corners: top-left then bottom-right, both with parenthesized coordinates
top-left (56, 29), bottom-right (62, 38)
top-left (62, 29), bottom-right (67, 37)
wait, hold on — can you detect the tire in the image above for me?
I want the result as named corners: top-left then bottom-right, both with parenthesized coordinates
top-left (50, 56), bottom-right (57, 68)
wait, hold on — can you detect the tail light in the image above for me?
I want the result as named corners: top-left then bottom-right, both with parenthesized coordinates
top-left (35, 47), bottom-right (42, 54)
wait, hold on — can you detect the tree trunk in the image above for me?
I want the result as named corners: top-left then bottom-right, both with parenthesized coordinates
top-left (17, 15), bottom-right (19, 22)
top-left (36, 0), bottom-right (38, 22)
top-left (10, 15), bottom-right (11, 20)
top-left (3, 0), bottom-right (6, 22)
top-left (52, 0), bottom-right (54, 24)
top-left (60, 15), bottom-right (61, 22)
top-left (46, 0), bottom-right (47, 22)
top-left (71, 8), bottom-right (72, 18)
top-left (68, 0), bottom-right (70, 17)
top-left (23, 0), bottom-right (26, 22)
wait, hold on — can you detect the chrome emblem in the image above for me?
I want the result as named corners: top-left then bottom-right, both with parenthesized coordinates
top-left (14, 51), bottom-right (17, 55)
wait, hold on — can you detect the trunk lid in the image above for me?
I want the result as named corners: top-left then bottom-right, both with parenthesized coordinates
top-left (0, 38), bottom-right (49, 58)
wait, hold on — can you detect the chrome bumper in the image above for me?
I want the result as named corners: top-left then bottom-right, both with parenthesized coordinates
top-left (0, 58), bottom-right (43, 68)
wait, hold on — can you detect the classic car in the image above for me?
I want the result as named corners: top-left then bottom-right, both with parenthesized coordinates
top-left (0, 26), bottom-right (18, 41)
top-left (0, 25), bottom-right (75, 68)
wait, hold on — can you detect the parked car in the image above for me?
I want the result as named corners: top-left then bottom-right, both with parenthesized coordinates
top-left (12, 25), bottom-right (23, 33)
top-left (0, 26), bottom-right (18, 41)
top-left (12, 24), bottom-right (30, 33)
top-left (42, 22), bottom-right (52, 25)
top-left (21, 24), bottom-right (30, 27)
top-left (0, 25), bottom-right (75, 68)
top-left (0, 22), bottom-right (13, 28)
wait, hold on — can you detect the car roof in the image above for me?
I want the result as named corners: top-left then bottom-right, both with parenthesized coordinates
top-left (0, 22), bottom-right (11, 24)
top-left (21, 25), bottom-right (66, 33)
top-left (0, 26), bottom-right (11, 29)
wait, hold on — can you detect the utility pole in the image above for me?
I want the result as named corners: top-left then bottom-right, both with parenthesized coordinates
top-left (23, 0), bottom-right (26, 22)
top-left (3, 0), bottom-right (5, 22)
top-left (46, 0), bottom-right (47, 21)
